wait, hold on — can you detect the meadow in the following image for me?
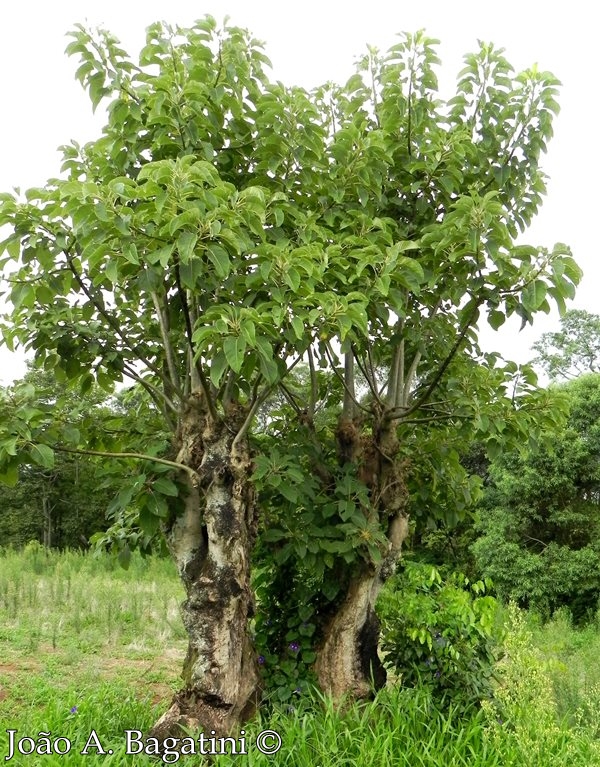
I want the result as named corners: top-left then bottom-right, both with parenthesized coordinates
top-left (2, 546), bottom-right (600, 765)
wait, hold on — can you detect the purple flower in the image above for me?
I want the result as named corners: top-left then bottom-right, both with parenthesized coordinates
top-left (258, 655), bottom-right (266, 665)
top-left (288, 642), bottom-right (300, 653)
top-left (294, 686), bottom-right (302, 694)
top-left (434, 670), bottom-right (441, 678)
top-left (70, 706), bottom-right (78, 714)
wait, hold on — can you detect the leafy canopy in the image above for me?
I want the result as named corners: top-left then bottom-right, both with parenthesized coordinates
top-left (473, 374), bottom-right (600, 620)
top-left (0, 19), bottom-right (580, 561)
top-left (533, 309), bottom-right (600, 380)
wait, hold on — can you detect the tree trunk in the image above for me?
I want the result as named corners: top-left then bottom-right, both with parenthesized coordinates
top-left (315, 512), bottom-right (409, 701)
top-left (149, 393), bottom-right (260, 740)
top-left (42, 495), bottom-right (52, 548)
top-left (316, 417), bottom-right (410, 702)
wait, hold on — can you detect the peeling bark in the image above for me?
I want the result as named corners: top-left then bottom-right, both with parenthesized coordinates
top-left (316, 417), bottom-right (410, 702)
top-left (149, 393), bottom-right (260, 739)
top-left (315, 513), bottom-right (409, 701)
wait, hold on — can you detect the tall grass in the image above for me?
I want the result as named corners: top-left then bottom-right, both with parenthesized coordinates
top-left (0, 543), bottom-right (186, 657)
top-left (2, 548), bottom-right (600, 765)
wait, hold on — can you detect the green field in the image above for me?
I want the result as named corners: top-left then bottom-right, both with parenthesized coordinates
top-left (2, 547), bottom-right (600, 766)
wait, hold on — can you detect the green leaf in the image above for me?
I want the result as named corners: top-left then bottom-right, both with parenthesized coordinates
top-left (0, 461), bottom-right (19, 487)
top-left (154, 477), bottom-right (179, 497)
top-left (290, 316), bottom-right (304, 340)
top-left (210, 350), bottom-right (228, 387)
top-left (179, 257), bottom-right (204, 290)
top-left (30, 443), bottom-right (54, 469)
top-left (223, 336), bottom-right (246, 373)
top-left (139, 506), bottom-right (161, 536)
top-left (62, 425), bottom-right (81, 444)
top-left (488, 310), bottom-right (505, 330)
top-left (522, 280), bottom-right (547, 311)
top-left (118, 546), bottom-right (132, 570)
top-left (178, 231), bottom-right (198, 263)
top-left (207, 244), bottom-right (230, 278)
top-left (104, 259), bottom-right (119, 284)
top-left (395, 256), bottom-right (425, 292)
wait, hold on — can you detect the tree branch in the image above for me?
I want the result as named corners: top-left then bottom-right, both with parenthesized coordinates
top-left (342, 350), bottom-right (356, 419)
top-left (401, 350), bottom-right (422, 408)
top-left (54, 445), bottom-right (199, 484)
top-left (307, 345), bottom-right (318, 421)
top-left (399, 297), bottom-right (443, 409)
top-left (62, 245), bottom-right (168, 386)
top-left (173, 265), bottom-right (217, 421)
top-left (400, 298), bottom-right (483, 419)
top-left (120, 362), bottom-right (178, 417)
top-left (150, 289), bottom-right (182, 398)
top-left (323, 342), bottom-right (372, 415)
top-left (351, 343), bottom-right (382, 405)
top-left (232, 381), bottom-right (272, 449)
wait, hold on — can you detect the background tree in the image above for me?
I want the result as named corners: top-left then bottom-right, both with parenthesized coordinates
top-left (532, 309), bottom-right (600, 380)
top-left (0, 367), bottom-right (115, 549)
top-left (472, 374), bottom-right (600, 621)
top-left (0, 18), bottom-right (579, 737)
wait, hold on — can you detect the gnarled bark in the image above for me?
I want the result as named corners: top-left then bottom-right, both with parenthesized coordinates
top-left (315, 417), bottom-right (410, 702)
top-left (315, 512), bottom-right (409, 700)
top-left (149, 393), bottom-right (260, 739)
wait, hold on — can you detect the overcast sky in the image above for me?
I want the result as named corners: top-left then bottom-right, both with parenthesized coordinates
top-left (0, 0), bottom-right (596, 384)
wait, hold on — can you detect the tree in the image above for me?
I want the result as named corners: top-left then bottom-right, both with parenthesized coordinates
top-left (0, 367), bottom-right (119, 549)
top-left (532, 309), bottom-right (600, 380)
top-left (0, 366), bottom-right (162, 551)
top-left (0, 18), bottom-right (579, 737)
top-left (472, 374), bottom-right (600, 621)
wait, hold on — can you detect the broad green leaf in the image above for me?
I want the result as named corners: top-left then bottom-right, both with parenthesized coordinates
top-left (210, 350), bottom-right (228, 388)
top-left (154, 477), bottom-right (179, 497)
top-left (223, 336), bottom-right (247, 373)
top-left (105, 259), bottom-right (119, 284)
top-left (0, 460), bottom-right (19, 487)
top-left (291, 315), bottom-right (304, 340)
top-left (30, 443), bottom-right (54, 469)
top-left (522, 280), bottom-right (547, 311)
top-left (207, 244), bottom-right (230, 278)
top-left (178, 231), bottom-right (198, 263)
top-left (62, 425), bottom-right (81, 444)
top-left (488, 310), bottom-right (505, 330)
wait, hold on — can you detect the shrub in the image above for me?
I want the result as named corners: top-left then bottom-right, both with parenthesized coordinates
top-left (377, 560), bottom-right (501, 711)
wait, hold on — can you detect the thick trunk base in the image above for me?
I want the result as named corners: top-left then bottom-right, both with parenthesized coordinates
top-left (150, 394), bottom-right (260, 740)
top-left (148, 686), bottom-right (259, 742)
top-left (315, 513), bottom-right (409, 703)
top-left (315, 570), bottom-right (386, 701)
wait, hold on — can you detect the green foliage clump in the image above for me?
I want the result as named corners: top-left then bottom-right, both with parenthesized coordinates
top-left (377, 560), bottom-right (501, 710)
top-left (473, 374), bottom-right (600, 621)
top-left (252, 562), bottom-right (320, 705)
top-left (378, 562), bottom-right (500, 707)
top-left (481, 604), bottom-right (600, 765)
top-left (533, 309), bottom-right (600, 380)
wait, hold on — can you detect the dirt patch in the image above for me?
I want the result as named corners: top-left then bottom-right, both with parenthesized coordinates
top-left (0, 660), bottom-right (42, 674)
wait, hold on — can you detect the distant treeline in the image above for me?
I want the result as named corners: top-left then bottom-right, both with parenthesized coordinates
top-left (0, 453), bottom-right (112, 549)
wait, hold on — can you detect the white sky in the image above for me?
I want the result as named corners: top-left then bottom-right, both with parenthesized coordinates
top-left (1, 0), bottom-right (597, 384)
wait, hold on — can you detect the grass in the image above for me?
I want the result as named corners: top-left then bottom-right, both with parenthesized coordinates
top-left (2, 546), bottom-right (600, 765)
